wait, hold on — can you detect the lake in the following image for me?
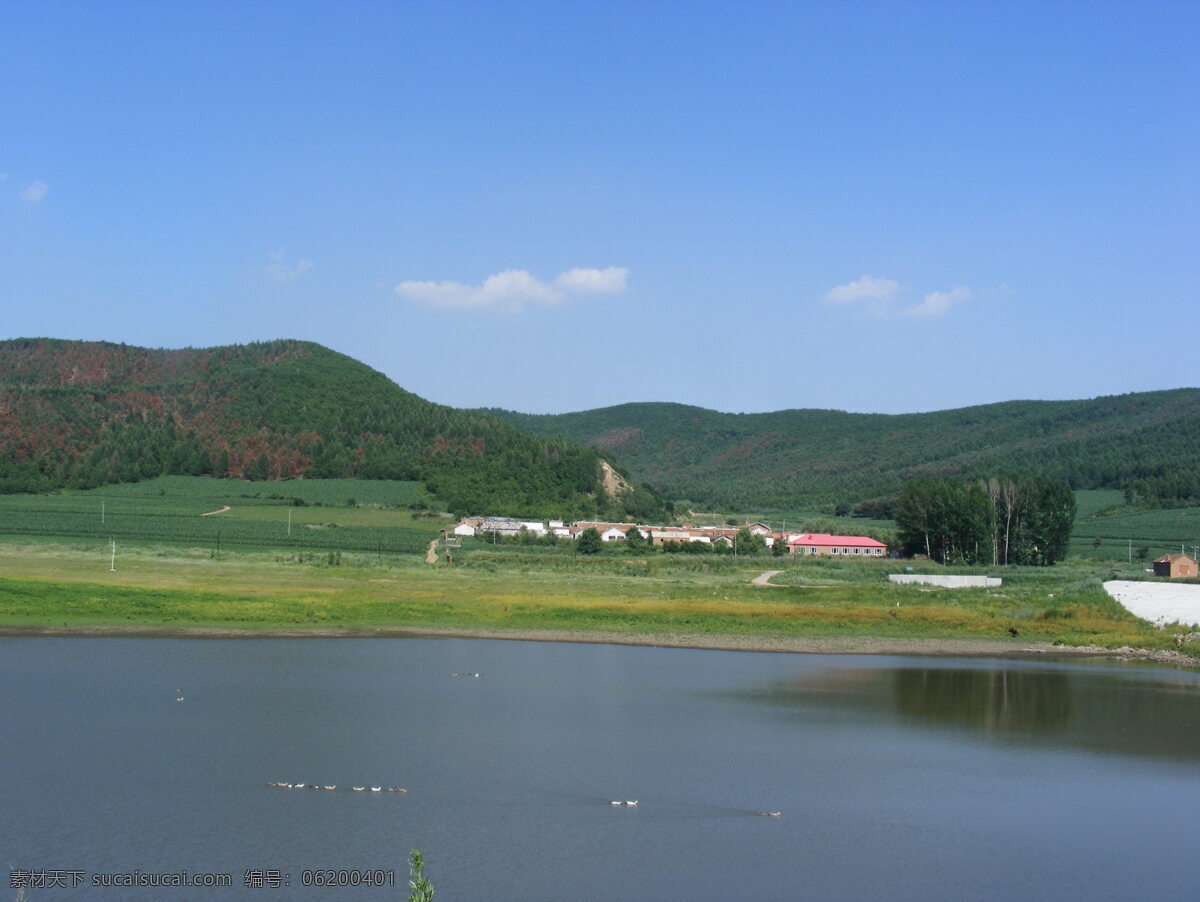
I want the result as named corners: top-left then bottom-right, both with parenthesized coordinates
top-left (2, 638), bottom-right (1198, 901)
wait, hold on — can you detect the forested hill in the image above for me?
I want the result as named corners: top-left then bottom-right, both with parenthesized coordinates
top-left (480, 391), bottom-right (1200, 512)
top-left (0, 338), bottom-right (671, 521)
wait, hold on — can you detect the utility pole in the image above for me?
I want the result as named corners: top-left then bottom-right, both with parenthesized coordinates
top-left (287, 509), bottom-right (292, 537)
top-left (101, 501), bottom-right (105, 525)
top-left (109, 538), bottom-right (116, 572)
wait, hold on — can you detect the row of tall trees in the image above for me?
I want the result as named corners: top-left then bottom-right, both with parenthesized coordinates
top-left (896, 476), bottom-right (1076, 566)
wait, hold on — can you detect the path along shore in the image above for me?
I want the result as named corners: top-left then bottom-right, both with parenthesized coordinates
top-left (3, 623), bottom-right (1195, 669)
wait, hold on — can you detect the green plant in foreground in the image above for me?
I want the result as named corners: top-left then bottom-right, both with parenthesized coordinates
top-left (408, 849), bottom-right (433, 902)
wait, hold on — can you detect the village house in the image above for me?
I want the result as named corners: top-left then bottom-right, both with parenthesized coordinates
top-left (453, 517), bottom-right (484, 537)
top-left (786, 533), bottom-right (887, 557)
top-left (1153, 554), bottom-right (1198, 579)
top-left (479, 517), bottom-right (523, 537)
top-left (649, 527), bottom-right (709, 546)
top-left (575, 521), bottom-right (647, 541)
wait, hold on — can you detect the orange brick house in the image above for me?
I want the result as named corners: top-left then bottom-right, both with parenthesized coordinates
top-left (1153, 554), bottom-right (1198, 579)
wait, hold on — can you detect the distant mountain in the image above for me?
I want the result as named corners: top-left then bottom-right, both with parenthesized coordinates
top-left (480, 391), bottom-right (1200, 512)
top-left (0, 338), bottom-right (671, 521)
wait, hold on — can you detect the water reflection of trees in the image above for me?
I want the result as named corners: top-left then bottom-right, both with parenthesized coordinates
top-left (739, 664), bottom-right (1200, 763)
top-left (893, 668), bottom-right (1071, 732)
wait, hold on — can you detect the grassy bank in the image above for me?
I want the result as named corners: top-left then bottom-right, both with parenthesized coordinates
top-left (0, 536), bottom-right (1195, 662)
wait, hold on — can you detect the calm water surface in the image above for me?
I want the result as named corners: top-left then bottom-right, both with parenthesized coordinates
top-left (1, 638), bottom-right (1198, 901)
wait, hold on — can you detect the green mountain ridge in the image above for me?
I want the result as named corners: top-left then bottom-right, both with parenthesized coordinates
top-left (479, 390), bottom-right (1200, 512)
top-left (0, 338), bottom-right (671, 521)
top-left (4, 337), bottom-right (1194, 517)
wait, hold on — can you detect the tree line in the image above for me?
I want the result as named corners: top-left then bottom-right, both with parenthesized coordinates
top-left (895, 475), bottom-right (1076, 566)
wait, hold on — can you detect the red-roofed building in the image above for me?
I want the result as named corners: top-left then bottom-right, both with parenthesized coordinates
top-left (787, 533), bottom-right (887, 558)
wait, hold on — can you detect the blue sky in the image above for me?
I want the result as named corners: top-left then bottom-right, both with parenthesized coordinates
top-left (2, 1), bottom-right (1197, 415)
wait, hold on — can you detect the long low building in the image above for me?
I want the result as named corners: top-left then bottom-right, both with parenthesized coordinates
top-left (786, 533), bottom-right (887, 557)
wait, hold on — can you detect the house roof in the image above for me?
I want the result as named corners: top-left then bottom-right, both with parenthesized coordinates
top-left (1154, 554), bottom-right (1196, 564)
top-left (787, 533), bottom-right (887, 548)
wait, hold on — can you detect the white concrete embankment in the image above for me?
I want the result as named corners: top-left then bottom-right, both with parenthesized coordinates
top-left (888, 574), bottom-right (1002, 588)
top-left (1103, 580), bottom-right (1200, 627)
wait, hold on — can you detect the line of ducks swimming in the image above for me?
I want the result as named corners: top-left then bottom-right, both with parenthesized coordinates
top-left (267, 783), bottom-right (408, 793)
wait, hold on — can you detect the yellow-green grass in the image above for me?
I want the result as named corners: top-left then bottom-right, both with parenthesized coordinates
top-left (0, 538), bottom-right (1192, 658)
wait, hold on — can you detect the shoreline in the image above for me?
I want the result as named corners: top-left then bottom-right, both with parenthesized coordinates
top-left (3, 622), bottom-right (1196, 668)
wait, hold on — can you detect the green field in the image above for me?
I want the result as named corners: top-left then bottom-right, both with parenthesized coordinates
top-left (1069, 490), bottom-right (1200, 562)
top-left (0, 476), bottom-right (446, 555)
top-left (4, 481), bottom-right (1195, 564)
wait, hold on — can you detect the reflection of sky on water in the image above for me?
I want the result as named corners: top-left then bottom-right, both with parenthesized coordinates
top-left (730, 658), bottom-right (1200, 763)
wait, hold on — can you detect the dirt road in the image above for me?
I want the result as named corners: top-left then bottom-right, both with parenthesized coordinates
top-left (752, 570), bottom-right (783, 586)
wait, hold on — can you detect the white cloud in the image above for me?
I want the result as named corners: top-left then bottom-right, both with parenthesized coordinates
top-left (824, 274), bottom-right (898, 305)
top-left (824, 274), bottom-right (974, 318)
top-left (900, 286), bottom-right (971, 318)
top-left (21, 180), bottom-right (48, 203)
top-left (395, 266), bottom-right (629, 313)
top-left (553, 266), bottom-right (629, 294)
top-left (265, 250), bottom-right (314, 282)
